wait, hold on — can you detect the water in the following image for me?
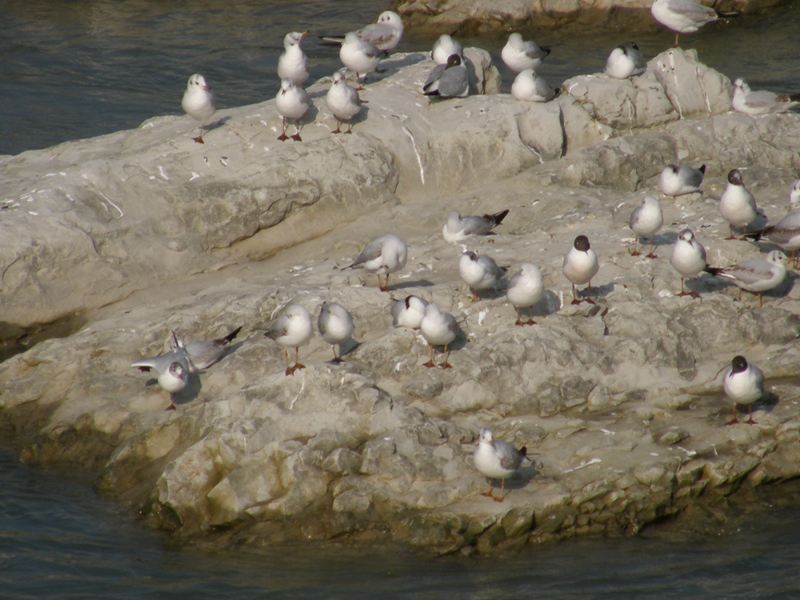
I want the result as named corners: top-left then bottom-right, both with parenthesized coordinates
top-left (3, 449), bottom-right (800, 599)
top-left (3, 1), bottom-right (800, 596)
top-left (1, 0), bottom-right (799, 156)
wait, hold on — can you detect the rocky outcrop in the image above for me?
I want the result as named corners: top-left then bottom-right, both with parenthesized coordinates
top-left (2, 48), bottom-right (800, 553)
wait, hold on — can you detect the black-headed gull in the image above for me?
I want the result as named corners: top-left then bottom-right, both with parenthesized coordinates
top-left (722, 355), bottom-right (764, 424)
top-left (719, 169), bottom-right (760, 240)
top-left (562, 235), bottom-right (600, 305)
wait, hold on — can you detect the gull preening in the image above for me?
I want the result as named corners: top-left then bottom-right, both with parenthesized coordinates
top-left (706, 250), bottom-right (787, 308)
top-left (722, 355), bottom-right (764, 424)
top-left (275, 79), bottom-right (310, 142)
top-left (659, 164), bottom-right (706, 197)
top-left (650, 0), bottom-right (727, 47)
top-left (442, 209), bottom-right (509, 244)
top-left (318, 302), bottom-right (354, 363)
top-left (345, 233), bottom-right (408, 292)
top-left (420, 303), bottom-right (458, 369)
top-left (511, 69), bottom-right (557, 103)
top-left (629, 195), bottom-right (663, 258)
top-left (340, 31), bottom-right (382, 90)
top-left (718, 169), bottom-right (760, 239)
top-left (431, 34), bottom-right (463, 65)
top-left (474, 428), bottom-right (528, 502)
top-left (391, 295), bottom-right (428, 329)
top-left (732, 78), bottom-right (800, 116)
top-left (278, 31), bottom-right (309, 87)
top-left (326, 71), bottom-right (362, 134)
top-left (265, 304), bottom-right (314, 375)
top-left (670, 228), bottom-right (708, 298)
top-left (459, 251), bottom-right (507, 301)
top-left (423, 54), bottom-right (469, 99)
top-left (181, 74), bottom-right (216, 144)
top-left (501, 33), bottom-right (550, 73)
top-left (605, 43), bottom-right (647, 79)
top-left (131, 349), bottom-right (190, 411)
top-left (170, 326), bottom-right (242, 372)
top-left (562, 235), bottom-right (600, 305)
top-left (506, 263), bottom-right (544, 326)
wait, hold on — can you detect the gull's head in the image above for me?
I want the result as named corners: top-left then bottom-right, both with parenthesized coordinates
top-left (479, 428), bottom-right (494, 445)
top-left (507, 32), bottom-right (524, 48)
top-left (678, 228), bottom-right (695, 243)
top-left (343, 31), bottom-right (361, 44)
top-left (767, 250), bottom-right (788, 265)
top-left (168, 361), bottom-right (188, 382)
top-left (462, 250), bottom-right (477, 261)
top-left (284, 31), bottom-right (307, 48)
top-left (574, 235), bottom-right (591, 252)
top-left (642, 195), bottom-right (659, 207)
top-left (733, 78), bottom-right (748, 93)
top-left (665, 164), bottom-right (679, 175)
top-left (727, 169), bottom-right (744, 186)
top-left (730, 355), bottom-right (749, 374)
top-left (378, 11), bottom-right (403, 29)
top-left (279, 78), bottom-right (294, 94)
top-left (789, 179), bottom-right (800, 207)
top-left (187, 74), bottom-right (210, 91)
top-left (446, 54), bottom-right (462, 68)
top-left (424, 303), bottom-right (442, 317)
top-left (332, 71), bottom-right (346, 86)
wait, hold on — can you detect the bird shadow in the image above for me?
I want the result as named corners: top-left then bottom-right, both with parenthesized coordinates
top-left (387, 279), bottom-right (434, 291)
top-left (204, 116), bottom-right (231, 134)
top-left (328, 339), bottom-right (360, 363)
top-left (486, 462), bottom-right (539, 493)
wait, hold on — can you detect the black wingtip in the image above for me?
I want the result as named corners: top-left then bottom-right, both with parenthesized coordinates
top-left (491, 209), bottom-right (510, 225)
top-left (704, 266), bottom-right (722, 276)
top-left (222, 326), bottom-right (243, 344)
top-left (699, 164), bottom-right (707, 174)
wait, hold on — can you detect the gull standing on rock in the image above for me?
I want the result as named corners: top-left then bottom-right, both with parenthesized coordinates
top-left (750, 180), bottom-right (800, 267)
top-left (423, 54), bottom-right (469, 99)
top-left (670, 228), bottom-right (708, 298)
top-left (722, 355), bottom-right (764, 424)
top-left (501, 33), bottom-right (550, 73)
top-left (318, 302), bottom-right (354, 363)
top-left (659, 164), bottom-right (705, 197)
top-left (506, 263), bottom-right (544, 326)
top-left (706, 250), bottom-right (787, 308)
top-left (511, 69), bottom-right (557, 102)
top-left (474, 428), bottom-right (528, 502)
top-left (320, 11), bottom-right (404, 53)
top-left (650, 0), bottom-right (729, 47)
top-left (326, 71), bottom-right (362, 134)
top-left (278, 31), bottom-right (309, 87)
top-left (181, 74), bottom-right (216, 144)
top-left (275, 79), bottom-right (310, 142)
top-left (170, 326), bottom-right (242, 372)
top-left (131, 351), bottom-right (190, 411)
top-left (719, 169), bottom-right (760, 239)
top-left (431, 34), bottom-right (463, 65)
top-left (345, 233), bottom-right (407, 292)
top-left (562, 235), bottom-right (600, 305)
top-left (265, 304), bottom-right (314, 375)
top-left (732, 78), bottom-right (800, 116)
top-left (420, 303), bottom-right (458, 369)
top-left (605, 43), bottom-right (647, 79)
top-left (629, 195), bottom-right (663, 258)
top-left (459, 251), bottom-right (507, 301)
top-left (442, 209), bottom-right (509, 243)
top-left (339, 31), bottom-right (382, 90)
top-left (391, 295), bottom-right (428, 329)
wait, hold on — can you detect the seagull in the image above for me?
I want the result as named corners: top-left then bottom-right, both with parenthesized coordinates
top-left (278, 31), bottom-right (309, 87)
top-left (318, 302), bottom-right (355, 363)
top-left (510, 69), bottom-right (557, 102)
top-left (650, 0), bottom-right (730, 47)
top-left (705, 250), bottom-right (787, 307)
top-left (562, 235), bottom-right (600, 305)
top-left (605, 42), bottom-right (647, 79)
top-left (659, 164), bottom-right (705, 197)
top-left (719, 169), bottom-right (760, 239)
top-left (431, 34), bottom-right (463, 65)
top-left (629, 195), bottom-right (663, 258)
top-left (732, 78), bottom-right (800, 116)
top-left (420, 303), bottom-right (458, 369)
top-left (181, 74), bottom-right (216, 144)
top-left (749, 180), bottom-right (800, 267)
top-left (722, 355), bottom-right (764, 424)
top-left (265, 304), bottom-right (314, 375)
top-left (344, 233), bottom-right (408, 292)
top-left (339, 31), bottom-right (382, 90)
top-left (170, 326), bottom-right (242, 372)
top-left (423, 54), bottom-right (469, 99)
top-left (473, 428), bottom-right (528, 502)
top-left (275, 79), bottom-right (310, 142)
top-left (501, 33), bottom-right (550, 73)
top-left (442, 209), bottom-right (509, 243)
top-left (506, 263), bottom-right (544, 326)
top-left (459, 251), bottom-right (507, 301)
top-left (391, 295), bottom-right (428, 329)
top-left (319, 11), bottom-right (404, 53)
top-left (326, 71), bottom-right (362, 134)
top-left (131, 351), bottom-right (190, 411)
top-left (670, 228), bottom-right (708, 298)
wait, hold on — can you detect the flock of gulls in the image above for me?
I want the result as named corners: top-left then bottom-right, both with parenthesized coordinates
top-left (143, 0), bottom-right (800, 501)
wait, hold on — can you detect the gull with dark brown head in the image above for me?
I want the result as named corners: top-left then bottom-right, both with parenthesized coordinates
top-left (562, 235), bottom-right (600, 304)
top-left (722, 355), bottom-right (764, 424)
top-left (423, 54), bottom-right (469, 99)
top-left (719, 169), bottom-right (761, 240)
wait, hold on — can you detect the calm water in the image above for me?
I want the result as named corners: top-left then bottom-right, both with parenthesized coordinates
top-left (3, 0), bottom-right (800, 597)
top-left (1, 0), bottom-right (799, 156)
